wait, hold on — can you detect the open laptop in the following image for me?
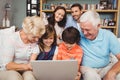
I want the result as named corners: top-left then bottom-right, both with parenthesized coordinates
top-left (31, 60), bottom-right (78, 80)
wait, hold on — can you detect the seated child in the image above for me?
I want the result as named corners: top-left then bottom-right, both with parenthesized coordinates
top-left (37, 25), bottom-right (57, 60)
top-left (53, 27), bottom-right (83, 80)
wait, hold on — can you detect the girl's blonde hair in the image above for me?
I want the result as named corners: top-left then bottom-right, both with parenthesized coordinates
top-left (22, 16), bottom-right (45, 36)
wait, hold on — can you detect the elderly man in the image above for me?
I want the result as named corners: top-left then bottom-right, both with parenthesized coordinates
top-left (79, 10), bottom-right (120, 80)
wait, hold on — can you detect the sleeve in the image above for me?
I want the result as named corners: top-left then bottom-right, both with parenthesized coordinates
top-left (76, 49), bottom-right (83, 65)
top-left (52, 47), bottom-right (58, 60)
top-left (53, 46), bottom-right (63, 60)
top-left (65, 15), bottom-right (72, 28)
top-left (55, 47), bottom-right (62, 60)
top-left (54, 46), bottom-right (58, 55)
top-left (109, 32), bottom-right (120, 55)
top-left (32, 45), bottom-right (40, 55)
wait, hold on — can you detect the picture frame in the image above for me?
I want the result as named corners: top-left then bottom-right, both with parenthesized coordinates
top-left (100, 0), bottom-right (108, 9)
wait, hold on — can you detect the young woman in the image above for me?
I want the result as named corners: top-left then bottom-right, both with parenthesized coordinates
top-left (37, 25), bottom-right (57, 60)
top-left (47, 6), bottom-right (67, 45)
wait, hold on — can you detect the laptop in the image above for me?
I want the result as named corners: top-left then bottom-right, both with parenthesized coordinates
top-left (31, 60), bottom-right (78, 80)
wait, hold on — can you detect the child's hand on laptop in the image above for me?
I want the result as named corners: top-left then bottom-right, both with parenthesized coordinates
top-left (75, 72), bottom-right (81, 80)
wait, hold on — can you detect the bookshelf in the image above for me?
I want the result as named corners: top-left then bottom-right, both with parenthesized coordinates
top-left (40, 0), bottom-right (119, 36)
top-left (26, 0), bottom-right (40, 16)
top-left (26, 0), bottom-right (119, 36)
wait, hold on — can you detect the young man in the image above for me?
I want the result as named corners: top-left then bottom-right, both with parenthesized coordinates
top-left (66, 3), bottom-right (83, 31)
top-left (79, 10), bottom-right (120, 80)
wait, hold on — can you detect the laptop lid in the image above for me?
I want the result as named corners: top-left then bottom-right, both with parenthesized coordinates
top-left (31, 60), bottom-right (78, 80)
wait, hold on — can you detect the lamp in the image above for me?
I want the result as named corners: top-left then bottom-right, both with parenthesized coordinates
top-left (5, 3), bottom-right (11, 11)
top-left (2, 3), bottom-right (11, 27)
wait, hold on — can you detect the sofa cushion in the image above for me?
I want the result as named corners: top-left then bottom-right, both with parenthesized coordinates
top-left (0, 26), bottom-right (15, 34)
top-left (0, 26), bottom-right (16, 70)
top-left (0, 26), bottom-right (15, 46)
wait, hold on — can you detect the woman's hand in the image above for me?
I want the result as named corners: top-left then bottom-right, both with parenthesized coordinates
top-left (27, 63), bottom-right (32, 70)
top-left (22, 63), bottom-right (32, 71)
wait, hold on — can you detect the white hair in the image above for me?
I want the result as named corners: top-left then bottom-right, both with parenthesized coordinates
top-left (80, 10), bottom-right (100, 27)
top-left (22, 16), bottom-right (45, 36)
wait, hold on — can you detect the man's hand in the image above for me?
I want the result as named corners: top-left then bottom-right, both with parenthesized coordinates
top-left (75, 72), bottom-right (81, 80)
top-left (103, 71), bottom-right (116, 80)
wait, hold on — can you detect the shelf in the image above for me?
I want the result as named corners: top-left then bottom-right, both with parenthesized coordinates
top-left (42, 9), bottom-right (118, 13)
top-left (42, 10), bottom-right (71, 12)
top-left (26, 0), bottom-right (40, 16)
top-left (84, 10), bottom-right (118, 12)
top-left (37, 0), bottom-right (120, 36)
top-left (42, 10), bottom-right (54, 12)
top-left (101, 26), bottom-right (116, 28)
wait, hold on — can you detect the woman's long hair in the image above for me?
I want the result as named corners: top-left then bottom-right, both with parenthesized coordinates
top-left (48, 6), bottom-right (67, 28)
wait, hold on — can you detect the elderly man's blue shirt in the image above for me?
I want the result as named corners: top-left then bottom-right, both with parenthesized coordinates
top-left (80, 29), bottom-right (120, 68)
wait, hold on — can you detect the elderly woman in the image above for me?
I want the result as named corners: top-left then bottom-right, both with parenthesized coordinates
top-left (0, 16), bottom-right (45, 80)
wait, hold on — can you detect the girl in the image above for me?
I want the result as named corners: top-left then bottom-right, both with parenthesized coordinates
top-left (37, 25), bottom-right (57, 60)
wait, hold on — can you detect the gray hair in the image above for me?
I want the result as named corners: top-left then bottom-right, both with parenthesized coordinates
top-left (80, 10), bottom-right (100, 27)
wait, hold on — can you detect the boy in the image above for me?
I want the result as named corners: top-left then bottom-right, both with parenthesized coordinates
top-left (53, 27), bottom-right (83, 80)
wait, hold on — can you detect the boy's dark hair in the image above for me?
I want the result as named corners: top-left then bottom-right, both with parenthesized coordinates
top-left (62, 27), bottom-right (80, 44)
top-left (71, 3), bottom-right (83, 10)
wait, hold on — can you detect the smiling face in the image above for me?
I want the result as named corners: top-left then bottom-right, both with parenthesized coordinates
top-left (27, 33), bottom-right (41, 43)
top-left (43, 35), bottom-right (54, 47)
top-left (38, 25), bottom-right (57, 52)
top-left (71, 6), bottom-right (82, 22)
top-left (54, 9), bottom-right (65, 22)
top-left (80, 21), bottom-right (99, 40)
